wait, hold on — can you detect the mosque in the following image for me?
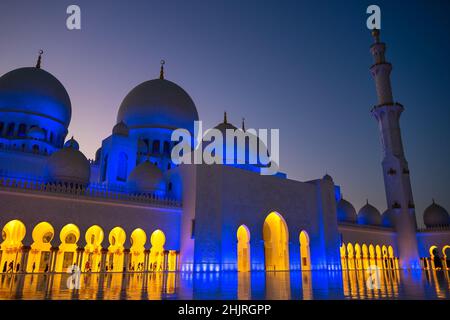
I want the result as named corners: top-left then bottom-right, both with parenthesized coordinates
top-left (0, 30), bottom-right (449, 276)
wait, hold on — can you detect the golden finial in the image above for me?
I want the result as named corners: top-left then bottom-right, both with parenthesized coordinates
top-left (159, 59), bottom-right (165, 79)
top-left (371, 28), bottom-right (380, 43)
top-left (36, 50), bottom-right (43, 69)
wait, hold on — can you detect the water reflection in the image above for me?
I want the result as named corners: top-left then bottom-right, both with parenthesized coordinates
top-left (0, 269), bottom-right (448, 300)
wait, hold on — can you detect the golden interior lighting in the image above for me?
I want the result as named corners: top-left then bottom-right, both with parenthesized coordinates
top-left (83, 225), bottom-right (104, 272)
top-left (107, 227), bottom-right (126, 272)
top-left (55, 223), bottom-right (80, 272)
top-left (263, 212), bottom-right (289, 271)
top-left (27, 221), bottom-right (54, 273)
top-left (237, 225), bottom-right (250, 272)
top-left (0, 219), bottom-right (26, 273)
top-left (299, 230), bottom-right (311, 271)
top-left (130, 228), bottom-right (146, 271)
top-left (149, 229), bottom-right (165, 271)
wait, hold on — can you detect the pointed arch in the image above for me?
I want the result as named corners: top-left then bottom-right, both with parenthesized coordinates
top-left (55, 223), bottom-right (80, 272)
top-left (108, 227), bottom-right (126, 272)
top-left (27, 222), bottom-right (54, 273)
top-left (83, 225), bottom-right (104, 272)
top-left (0, 220), bottom-right (26, 273)
top-left (299, 230), bottom-right (311, 271)
top-left (263, 211), bottom-right (289, 271)
top-left (237, 225), bottom-right (250, 272)
top-left (149, 229), bottom-right (165, 271)
top-left (130, 228), bottom-right (146, 272)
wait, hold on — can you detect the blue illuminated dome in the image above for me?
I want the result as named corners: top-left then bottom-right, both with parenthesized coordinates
top-left (337, 198), bottom-right (357, 223)
top-left (0, 67), bottom-right (72, 127)
top-left (382, 209), bottom-right (395, 228)
top-left (117, 78), bottom-right (199, 132)
top-left (357, 202), bottom-right (381, 226)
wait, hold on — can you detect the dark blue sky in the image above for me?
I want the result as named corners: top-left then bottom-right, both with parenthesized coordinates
top-left (0, 0), bottom-right (449, 225)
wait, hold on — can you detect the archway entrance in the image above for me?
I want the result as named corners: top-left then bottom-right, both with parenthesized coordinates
top-left (130, 228), bottom-right (146, 272)
top-left (108, 227), bottom-right (126, 272)
top-left (83, 225), bottom-right (104, 272)
top-left (0, 220), bottom-right (26, 273)
top-left (237, 225), bottom-right (250, 272)
top-left (149, 230), bottom-right (165, 271)
top-left (27, 222), bottom-right (54, 273)
top-left (299, 230), bottom-right (311, 271)
top-left (443, 246), bottom-right (450, 270)
top-left (56, 224), bottom-right (80, 272)
top-left (263, 212), bottom-right (289, 271)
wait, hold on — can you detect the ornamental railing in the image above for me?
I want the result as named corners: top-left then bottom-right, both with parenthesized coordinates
top-left (0, 176), bottom-right (182, 208)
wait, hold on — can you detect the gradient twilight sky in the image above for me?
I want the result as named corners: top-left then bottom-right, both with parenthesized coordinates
top-left (0, 0), bottom-right (449, 225)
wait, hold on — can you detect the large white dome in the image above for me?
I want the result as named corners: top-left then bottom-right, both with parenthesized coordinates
top-left (117, 78), bottom-right (199, 132)
top-left (0, 67), bottom-right (71, 127)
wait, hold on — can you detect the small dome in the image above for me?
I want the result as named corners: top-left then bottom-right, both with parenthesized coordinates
top-left (337, 198), bottom-right (357, 223)
top-left (128, 161), bottom-right (165, 193)
top-left (0, 67), bottom-right (71, 127)
top-left (357, 201), bottom-right (381, 226)
top-left (382, 209), bottom-right (395, 228)
top-left (63, 137), bottom-right (79, 150)
top-left (323, 173), bottom-right (333, 182)
top-left (27, 126), bottom-right (46, 140)
top-left (112, 121), bottom-right (129, 136)
top-left (423, 201), bottom-right (449, 228)
top-left (46, 139), bottom-right (90, 185)
top-left (117, 78), bottom-right (199, 132)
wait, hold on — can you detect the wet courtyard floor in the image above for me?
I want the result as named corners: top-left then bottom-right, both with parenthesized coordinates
top-left (0, 269), bottom-right (448, 300)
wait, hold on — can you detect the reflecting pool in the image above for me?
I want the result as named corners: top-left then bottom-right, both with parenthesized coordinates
top-left (0, 269), bottom-right (449, 300)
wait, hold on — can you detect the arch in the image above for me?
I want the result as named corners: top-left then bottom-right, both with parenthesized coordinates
top-left (108, 227), bottom-right (126, 272)
top-left (130, 228), bottom-right (146, 272)
top-left (83, 225), bottom-right (104, 272)
top-left (101, 154), bottom-right (108, 182)
top-left (263, 212), bottom-right (289, 271)
top-left (18, 123), bottom-right (27, 137)
top-left (152, 140), bottom-right (160, 154)
top-left (362, 244), bottom-right (369, 269)
top-left (27, 222), bottom-right (54, 273)
top-left (6, 123), bottom-right (15, 136)
top-left (149, 229), bottom-right (165, 271)
top-left (237, 225), bottom-right (250, 272)
top-left (354, 243), bottom-right (362, 270)
top-left (340, 243), bottom-right (347, 270)
top-left (443, 245), bottom-right (450, 270)
top-left (116, 152), bottom-right (128, 182)
top-left (369, 244), bottom-right (375, 267)
top-left (0, 220), bottom-right (26, 273)
top-left (299, 230), bottom-right (311, 271)
top-left (346, 243), bottom-right (355, 270)
top-left (55, 223), bottom-right (80, 272)
top-left (375, 245), bottom-right (383, 269)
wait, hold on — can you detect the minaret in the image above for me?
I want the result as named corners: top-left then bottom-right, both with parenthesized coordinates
top-left (369, 29), bottom-right (419, 269)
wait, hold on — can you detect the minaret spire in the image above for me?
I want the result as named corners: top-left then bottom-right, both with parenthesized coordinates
top-left (369, 29), bottom-right (419, 269)
top-left (241, 117), bottom-right (245, 131)
top-left (36, 50), bottom-right (43, 69)
top-left (223, 111), bottom-right (228, 124)
top-left (159, 59), bottom-right (165, 80)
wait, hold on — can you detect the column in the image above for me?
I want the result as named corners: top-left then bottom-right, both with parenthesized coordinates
top-left (123, 249), bottom-right (130, 272)
top-left (100, 248), bottom-right (108, 272)
top-left (144, 249), bottom-right (150, 272)
top-left (20, 246), bottom-right (31, 273)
